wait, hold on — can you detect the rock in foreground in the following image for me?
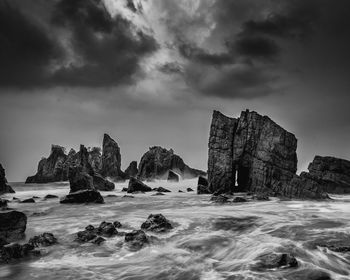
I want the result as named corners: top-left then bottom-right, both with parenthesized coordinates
top-left (0, 211), bottom-right (27, 241)
top-left (60, 190), bottom-right (104, 204)
top-left (124, 230), bottom-right (149, 251)
top-left (127, 177), bottom-right (152, 193)
top-left (141, 214), bottom-right (173, 233)
top-left (28, 232), bottom-right (57, 247)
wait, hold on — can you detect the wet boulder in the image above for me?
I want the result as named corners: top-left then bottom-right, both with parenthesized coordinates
top-left (187, 188), bottom-right (194, 192)
top-left (152, 192), bottom-right (165, 196)
top-left (124, 230), bottom-right (149, 251)
top-left (21, 198), bottom-right (36, 203)
top-left (44, 194), bottom-right (59, 199)
top-left (28, 232), bottom-right (57, 247)
top-left (0, 243), bottom-right (40, 263)
top-left (60, 190), bottom-right (104, 204)
top-left (167, 170), bottom-right (180, 182)
top-left (253, 253), bottom-right (298, 271)
top-left (153, 187), bottom-right (171, 193)
top-left (141, 214), bottom-right (173, 233)
top-left (92, 174), bottom-right (115, 191)
top-left (76, 229), bottom-right (98, 243)
top-left (98, 221), bottom-right (118, 237)
top-left (127, 177), bottom-right (152, 193)
top-left (0, 211), bottom-right (27, 241)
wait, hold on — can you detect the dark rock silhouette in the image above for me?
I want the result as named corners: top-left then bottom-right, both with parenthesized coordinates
top-left (20, 198), bottom-right (35, 203)
top-left (153, 187), bottom-right (171, 193)
top-left (26, 145), bottom-right (68, 184)
top-left (167, 170), bottom-right (180, 182)
top-left (0, 211), bottom-right (27, 241)
top-left (124, 161), bottom-right (138, 178)
top-left (197, 176), bottom-right (210, 194)
top-left (101, 134), bottom-right (126, 181)
top-left (124, 230), bottom-right (149, 251)
top-left (207, 110), bottom-right (327, 199)
top-left (60, 190), bottom-right (104, 204)
top-left (92, 174), bottom-right (115, 191)
top-left (68, 166), bottom-right (94, 193)
top-left (0, 164), bottom-right (15, 195)
top-left (137, 146), bottom-right (205, 181)
top-left (127, 177), bottom-right (152, 193)
top-left (28, 233), bottom-right (57, 247)
top-left (0, 243), bottom-right (40, 263)
top-left (141, 214), bottom-right (173, 233)
top-left (253, 253), bottom-right (298, 270)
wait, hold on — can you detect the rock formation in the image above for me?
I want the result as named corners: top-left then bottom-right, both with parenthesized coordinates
top-left (0, 164), bottom-right (15, 195)
top-left (127, 177), bottom-right (152, 193)
top-left (101, 134), bottom-right (126, 181)
top-left (167, 170), bottom-right (179, 182)
top-left (0, 211), bottom-right (27, 241)
top-left (26, 145), bottom-right (68, 183)
top-left (124, 161), bottom-right (138, 178)
top-left (137, 146), bottom-right (205, 181)
top-left (197, 176), bottom-right (211, 194)
top-left (208, 110), bottom-right (327, 199)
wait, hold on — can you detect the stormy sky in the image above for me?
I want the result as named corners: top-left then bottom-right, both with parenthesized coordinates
top-left (0, 0), bottom-right (350, 181)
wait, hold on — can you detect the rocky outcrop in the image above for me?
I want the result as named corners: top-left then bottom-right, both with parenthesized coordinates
top-left (28, 233), bottom-right (57, 247)
top-left (208, 110), bottom-right (298, 195)
top-left (197, 176), bottom-right (210, 194)
top-left (101, 134), bottom-right (126, 181)
top-left (127, 177), bottom-right (152, 193)
top-left (124, 230), bottom-right (149, 251)
top-left (125, 161), bottom-right (138, 178)
top-left (167, 170), bottom-right (179, 182)
top-left (60, 190), bottom-right (104, 204)
top-left (0, 211), bottom-right (27, 241)
top-left (141, 214), bottom-right (173, 233)
top-left (137, 146), bottom-right (205, 181)
top-left (0, 164), bottom-right (15, 195)
top-left (25, 145), bottom-right (68, 184)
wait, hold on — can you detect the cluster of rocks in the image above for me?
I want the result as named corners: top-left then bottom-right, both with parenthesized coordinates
top-left (0, 164), bottom-right (15, 195)
top-left (207, 110), bottom-right (350, 199)
top-left (76, 213), bottom-right (173, 251)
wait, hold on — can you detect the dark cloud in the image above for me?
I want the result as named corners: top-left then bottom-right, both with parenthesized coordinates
top-left (233, 36), bottom-right (280, 59)
top-left (0, 0), bottom-right (158, 88)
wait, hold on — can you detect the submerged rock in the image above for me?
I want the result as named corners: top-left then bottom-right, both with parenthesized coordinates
top-left (152, 192), bottom-right (165, 196)
top-left (0, 211), bottom-right (27, 241)
top-left (141, 214), bottom-right (173, 233)
top-left (21, 198), bottom-right (36, 203)
top-left (44, 194), bottom-right (59, 199)
top-left (253, 253), bottom-right (298, 270)
top-left (153, 187), bottom-right (171, 193)
top-left (60, 190), bottom-right (104, 204)
top-left (98, 221), bottom-right (118, 237)
top-left (187, 188), bottom-right (194, 192)
top-left (28, 233), bottom-right (57, 247)
top-left (124, 161), bottom-right (138, 178)
top-left (167, 170), bottom-right (180, 182)
top-left (127, 177), bottom-right (152, 193)
top-left (210, 195), bottom-right (230, 203)
top-left (137, 146), bottom-right (205, 181)
top-left (0, 164), bottom-right (15, 195)
top-left (124, 230), bottom-right (149, 251)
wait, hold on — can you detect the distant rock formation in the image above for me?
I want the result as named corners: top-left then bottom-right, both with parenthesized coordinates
top-left (101, 134), bottom-right (126, 181)
top-left (124, 161), bottom-right (138, 178)
top-left (0, 164), bottom-right (15, 195)
top-left (207, 110), bottom-right (327, 199)
top-left (137, 146), bottom-right (205, 181)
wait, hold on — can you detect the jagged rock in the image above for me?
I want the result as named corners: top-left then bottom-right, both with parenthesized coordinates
top-left (197, 176), bottom-right (210, 194)
top-left (187, 188), bottom-right (194, 192)
top-left (44, 194), bottom-right (59, 199)
top-left (68, 166), bottom-right (94, 193)
top-left (0, 164), bottom-right (15, 195)
top-left (127, 177), bottom-right (152, 193)
top-left (152, 187), bottom-right (171, 193)
top-left (124, 230), bottom-right (149, 250)
top-left (0, 211), bottom-right (27, 241)
top-left (208, 110), bottom-right (327, 199)
top-left (0, 243), bottom-right (39, 263)
top-left (141, 214), bottom-right (173, 233)
top-left (26, 145), bottom-right (68, 184)
top-left (124, 161), bottom-right (138, 178)
top-left (98, 221), bottom-right (118, 237)
top-left (60, 190), bottom-right (104, 204)
top-left (167, 170), bottom-right (180, 182)
top-left (92, 174), bottom-right (115, 191)
top-left (253, 253), bottom-right (298, 270)
top-left (76, 230), bottom-right (97, 242)
top-left (88, 147), bottom-right (102, 173)
top-left (28, 233), bottom-right (57, 247)
top-left (137, 146), bottom-right (205, 181)
top-left (101, 134), bottom-right (126, 181)
top-left (21, 198), bottom-right (35, 203)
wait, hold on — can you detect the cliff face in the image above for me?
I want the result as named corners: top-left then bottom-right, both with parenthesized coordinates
top-left (100, 134), bottom-right (126, 181)
top-left (208, 110), bottom-right (298, 195)
top-left (137, 146), bottom-right (205, 181)
top-left (0, 164), bottom-right (15, 195)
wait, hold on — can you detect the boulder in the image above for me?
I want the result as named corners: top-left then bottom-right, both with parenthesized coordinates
top-left (187, 188), bottom-right (194, 192)
top-left (92, 174), bottom-right (115, 191)
top-left (60, 190), bottom-right (104, 204)
top-left (124, 161), bottom-right (138, 178)
top-left (152, 192), bottom-right (165, 196)
top-left (0, 164), bottom-right (15, 195)
top-left (167, 170), bottom-right (180, 182)
top-left (0, 243), bottom-right (39, 263)
top-left (207, 110), bottom-right (326, 199)
top-left (141, 214), bottom-right (173, 233)
top-left (152, 187), bottom-right (171, 193)
top-left (28, 232), bottom-right (57, 247)
top-left (25, 145), bottom-right (68, 184)
top-left (101, 134), bottom-right (126, 181)
top-left (124, 230), bottom-right (149, 251)
top-left (253, 253), bottom-right (298, 270)
top-left (98, 221), bottom-right (118, 237)
top-left (44, 194), bottom-right (59, 199)
top-left (137, 146), bottom-right (205, 181)
top-left (21, 198), bottom-right (35, 203)
top-left (127, 177), bottom-right (152, 193)
top-left (88, 147), bottom-right (102, 173)
top-left (68, 166), bottom-right (94, 193)
top-left (0, 211), bottom-right (27, 241)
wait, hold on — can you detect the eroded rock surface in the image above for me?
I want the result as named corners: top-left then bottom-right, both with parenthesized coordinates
top-left (0, 164), bottom-right (15, 195)
top-left (127, 177), bottom-right (152, 193)
top-left (141, 214), bottom-right (173, 233)
top-left (124, 161), bottom-right (138, 178)
top-left (0, 211), bottom-right (27, 241)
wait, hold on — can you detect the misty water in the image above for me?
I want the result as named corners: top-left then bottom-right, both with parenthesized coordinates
top-left (1, 179), bottom-right (350, 280)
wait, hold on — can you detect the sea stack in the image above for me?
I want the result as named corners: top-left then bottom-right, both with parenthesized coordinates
top-left (101, 134), bottom-right (126, 181)
top-left (137, 146), bottom-right (205, 181)
top-left (0, 164), bottom-right (15, 195)
top-left (207, 110), bottom-right (327, 199)
top-left (125, 161), bottom-right (138, 178)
